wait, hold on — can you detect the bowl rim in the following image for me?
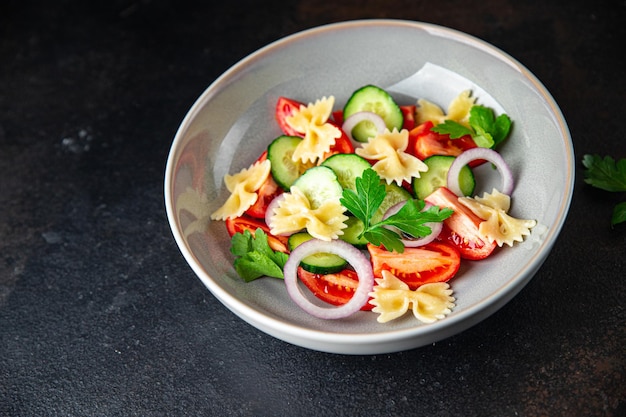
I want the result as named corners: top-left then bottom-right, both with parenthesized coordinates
top-left (164, 19), bottom-right (575, 353)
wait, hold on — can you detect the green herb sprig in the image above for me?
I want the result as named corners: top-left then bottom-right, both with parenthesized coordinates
top-left (431, 105), bottom-right (512, 149)
top-left (582, 154), bottom-right (626, 226)
top-left (230, 228), bottom-right (288, 282)
top-left (340, 168), bottom-right (453, 253)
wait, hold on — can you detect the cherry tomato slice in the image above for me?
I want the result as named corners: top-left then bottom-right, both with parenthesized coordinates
top-left (275, 97), bottom-right (305, 137)
top-left (367, 242), bottom-right (461, 289)
top-left (297, 267), bottom-right (374, 311)
top-left (400, 105), bottom-right (416, 131)
top-left (319, 122), bottom-right (355, 161)
top-left (410, 121), bottom-right (482, 167)
top-left (244, 151), bottom-right (284, 219)
top-left (424, 186), bottom-right (497, 260)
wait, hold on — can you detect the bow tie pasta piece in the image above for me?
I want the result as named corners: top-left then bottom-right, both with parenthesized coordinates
top-left (416, 89), bottom-right (475, 127)
top-left (459, 189), bottom-right (537, 247)
top-left (286, 96), bottom-right (341, 164)
top-left (369, 271), bottom-right (455, 324)
top-left (210, 159), bottom-right (271, 221)
top-left (269, 186), bottom-right (348, 241)
top-left (355, 128), bottom-right (427, 185)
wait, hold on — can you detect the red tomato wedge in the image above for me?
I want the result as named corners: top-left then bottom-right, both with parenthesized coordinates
top-left (367, 242), bottom-right (461, 289)
top-left (320, 122), bottom-right (355, 161)
top-left (244, 151), bottom-right (283, 219)
top-left (409, 121), bottom-right (482, 166)
top-left (400, 105), bottom-right (416, 131)
top-left (245, 175), bottom-right (282, 219)
top-left (275, 97), bottom-right (305, 137)
top-left (225, 215), bottom-right (289, 254)
top-left (297, 267), bottom-right (374, 311)
top-left (332, 110), bottom-right (344, 125)
top-left (424, 186), bottom-right (497, 260)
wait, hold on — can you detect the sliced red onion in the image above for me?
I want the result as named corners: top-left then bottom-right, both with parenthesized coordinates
top-left (283, 239), bottom-right (374, 319)
top-left (341, 111), bottom-right (387, 142)
top-left (447, 147), bottom-right (514, 196)
top-left (382, 201), bottom-right (442, 247)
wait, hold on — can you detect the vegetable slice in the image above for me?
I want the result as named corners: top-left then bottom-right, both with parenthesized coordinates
top-left (267, 135), bottom-right (311, 190)
top-left (283, 238), bottom-right (374, 319)
top-left (321, 153), bottom-right (372, 191)
top-left (412, 155), bottom-right (475, 199)
top-left (425, 186), bottom-right (497, 260)
top-left (367, 242), bottom-right (461, 289)
top-left (275, 97), bottom-right (305, 137)
top-left (292, 165), bottom-right (343, 209)
top-left (297, 268), bottom-right (374, 311)
top-left (341, 111), bottom-right (387, 142)
top-left (287, 232), bottom-right (348, 274)
top-left (447, 147), bottom-right (514, 196)
top-left (343, 85), bottom-right (404, 142)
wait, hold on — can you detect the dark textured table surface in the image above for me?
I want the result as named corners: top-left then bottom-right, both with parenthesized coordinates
top-left (1, 1), bottom-right (625, 416)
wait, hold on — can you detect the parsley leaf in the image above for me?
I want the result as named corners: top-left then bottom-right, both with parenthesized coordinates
top-left (230, 228), bottom-right (288, 282)
top-left (582, 154), bottom-right (626, 226)
top-left (430, 105), bottom-right (512, 149)
top-left (612, 202), bottom-right (626, 226)
top-left (365, 226), bottom-right (406, 254)
top-left (341, 168), bottom-right (453, 252)
top-left (431, 120), bottom-right (473, 139)
top-left (582, 154), bottom-right (626, 192)
top-left (340, 168), bottom-right (386, 227)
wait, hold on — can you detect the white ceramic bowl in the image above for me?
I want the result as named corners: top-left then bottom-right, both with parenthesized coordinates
top-left (164, 19), bottom-right (574, 354)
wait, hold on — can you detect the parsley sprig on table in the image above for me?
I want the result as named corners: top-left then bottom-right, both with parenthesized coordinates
top-left (340, 168), bottom-right (453, 253)
top-left (431, 105), bottom-right (512, 148)
top-left (230, 228), bottom-right (288, 282)
top-left (582, 154), bottom-right (626, 226)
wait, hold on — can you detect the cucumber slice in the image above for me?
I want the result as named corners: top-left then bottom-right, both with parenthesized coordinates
top-left (288, 232), bottom-right (347, 274)
top-left (343, 85), bottom-right (404, 142)
top-left (320, 153), bottom-right (371, 191)
top-left (339, 216), bottom-right (369, 248)
top-left (267, 135), bottom-right (312, 190)
top-left (292, 165), bottom-right (343, 209)
top-left (372, 183), bottom-right (413, 223)
top-left (413, 155), bottom-right (475, 199)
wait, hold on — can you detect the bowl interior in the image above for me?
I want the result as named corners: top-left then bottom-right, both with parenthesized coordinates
top-left (165, 20), bottom-right (574, 354)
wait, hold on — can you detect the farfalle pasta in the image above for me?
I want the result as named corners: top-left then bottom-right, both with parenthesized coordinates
top-left (369, 271), bottom-right (455, 323)
top-left (416, 89), bottom-right (475, 127)
top-left (355, 128), bottom-right (427, 185)
top-left (286, 96), bottom-right (341, 164)
top-left (459, 189), bottom-right (537, 247)
top-left (210, 159), bottom-right (271, 220)
top-left (269, 186), bottom-right (348, 241)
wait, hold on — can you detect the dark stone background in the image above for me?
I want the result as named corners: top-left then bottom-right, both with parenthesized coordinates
top-left (1, 1), bottom-right (624, 416)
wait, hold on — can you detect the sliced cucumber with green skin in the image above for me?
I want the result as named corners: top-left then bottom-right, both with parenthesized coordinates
top-left (413, 155), bottom-right (475, 199)
top-left (339, 216), bottom-right (369, 248)
top-left (267, 135), bottom-right (309, 190)
top-left (320, 153), bottom-right (372, 191)
top-left (292, 165), bottom-right (343, 209)
top-left (372, 183), bottom-right (413, 223)
top-left (343, 85), bottom-right (404, 142)
top-left (288, 232), bottom-right (347, 274)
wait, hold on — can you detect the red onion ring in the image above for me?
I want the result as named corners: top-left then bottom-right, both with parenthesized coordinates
top-left (283, 238), bottom-right (374, 319)
top-left (341, 111), bottom-right (387, 142)
top-left (382, 201), bottom-right (442, 247)
top-left (447, 147), bottom-right (514, 196)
